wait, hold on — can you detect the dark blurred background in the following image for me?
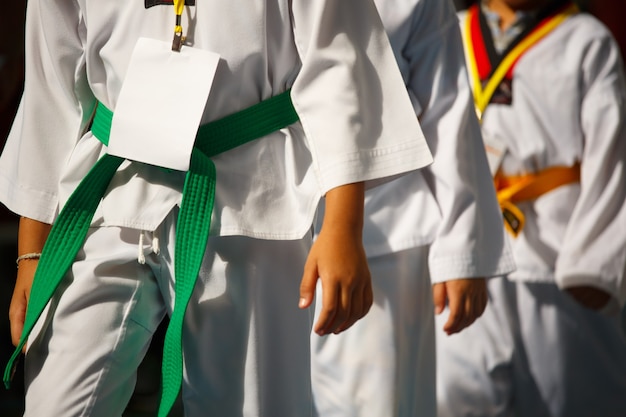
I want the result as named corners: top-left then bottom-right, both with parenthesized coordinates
top-left (0, 1), bottom-right (27, 415)
top-left (1, 1), bottom-right (625, 416)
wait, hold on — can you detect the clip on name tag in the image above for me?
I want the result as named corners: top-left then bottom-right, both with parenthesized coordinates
top-left (107, 38), bottom-right (219, 172)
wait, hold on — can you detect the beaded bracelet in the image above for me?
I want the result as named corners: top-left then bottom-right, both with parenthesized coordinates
top-left (16, 252), bottom-right (42, 268)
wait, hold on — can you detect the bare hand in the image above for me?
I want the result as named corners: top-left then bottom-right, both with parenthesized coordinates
top-left (10, 259), bottom-right (38, 350)
top-left (299, 227), bottom-right (373, 336)
top-left (433, 278), bottom-right (487, 335)
top-left (565, 285), bottom-right (611, 311)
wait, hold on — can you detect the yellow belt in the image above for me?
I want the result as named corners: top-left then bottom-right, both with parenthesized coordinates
top-left (495, 163), bottom-right (580, 237)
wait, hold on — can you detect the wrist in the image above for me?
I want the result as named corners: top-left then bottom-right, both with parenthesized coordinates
top-left (16, 252), bottom-right (42, 268)
top-left (322, 182), bottom-right (365, 233)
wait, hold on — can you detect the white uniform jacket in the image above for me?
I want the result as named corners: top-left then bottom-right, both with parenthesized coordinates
top-left (361, 0), bottom-right (515, 283)
top-left (0, 0), bottom-right (432, 240)
top-left (459, 10), bottom-right (626, 304)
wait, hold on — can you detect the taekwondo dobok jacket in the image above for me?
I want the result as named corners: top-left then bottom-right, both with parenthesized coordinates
top-left (459, 9), bottom-right (626, 304)
top-left (0, 0), bottom-right (432, 240)
top-left (360, 0), bottom-right (515, 283)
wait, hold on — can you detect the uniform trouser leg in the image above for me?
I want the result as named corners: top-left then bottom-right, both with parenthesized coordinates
top-left (23, 225), bottom-right (167, 417)
top-left (517, 282), bottom-right (626, 417)
top-left (311, 245), bottom-right (436, 417)
top-left (436, 277), bottom-right (626, 417)
top-left (23, 210), bottom-right (316, 417)
top-left (435, 276), bottom-right (518, 417)
top-left (176, 234), bottom-right (315, 417)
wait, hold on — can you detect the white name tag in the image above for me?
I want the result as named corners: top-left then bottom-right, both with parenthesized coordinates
top-left (108, 38), bottom-right (220, 171)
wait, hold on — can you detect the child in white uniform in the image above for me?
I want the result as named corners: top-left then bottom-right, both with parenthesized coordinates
top-left (310, 0), bottom-right (515, 416)
top-left (0, 1), bottom-right (433, 416)
top-left (436, 1), bottom-right (626, 416)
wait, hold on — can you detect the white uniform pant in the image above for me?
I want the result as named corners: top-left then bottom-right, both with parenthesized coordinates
top-left (436, 276), bottom-right (626, 417)
top-left (23, 209), bottom-right (315, 417)
top-left (311, 245), bottom-right (436, 417)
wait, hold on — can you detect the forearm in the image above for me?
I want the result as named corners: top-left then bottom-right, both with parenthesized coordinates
top-left (11, 217), bottom-right (51, 347)
top-left (320, 182), bottom-right (365, 237)
top-left (18, 216), bottom-right (52, 256)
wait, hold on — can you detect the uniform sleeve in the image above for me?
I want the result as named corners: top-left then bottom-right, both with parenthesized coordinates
top-left (404, 0), bottom-right (514, 283)
top-left (0, 0), bottom-right (93, 223)
top-left (289, 0), bottom-right (433, 194)
top-left (555, 28), bottom-right (626, 305)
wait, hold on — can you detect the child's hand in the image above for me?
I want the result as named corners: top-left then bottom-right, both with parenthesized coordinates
top-left (10, 259), bottom-right (37, 350)
top-left (432, 278), bottom-right (487, 335)
top-left (298, 182), bottom-right (372, 336)
top-left (565, 285), bottom-right (611, 311)
top-left (300, 226), bottom-right (373, 336)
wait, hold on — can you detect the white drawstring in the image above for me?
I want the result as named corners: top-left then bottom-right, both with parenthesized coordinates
top-left (152, 232), bottom-right (161, 255)
top-left (137, 230), bottom-right (161, 264)
top-left (138, 232), bottom-right (146, 264)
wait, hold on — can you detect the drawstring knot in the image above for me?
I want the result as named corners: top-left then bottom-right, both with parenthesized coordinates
top-left (137, 230), bottom-right (161, 264)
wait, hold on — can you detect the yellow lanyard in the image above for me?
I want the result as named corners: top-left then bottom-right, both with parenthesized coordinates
top-left (464, 3), bottom-right (578, 120)
top-left (172, 0), bottom-right (185, 51)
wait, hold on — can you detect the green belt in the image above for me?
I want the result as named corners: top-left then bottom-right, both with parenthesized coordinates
top-left (4, 90), bottom-right (299, 417)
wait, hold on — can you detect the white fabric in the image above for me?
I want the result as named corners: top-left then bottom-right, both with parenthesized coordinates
top-left (434, 9), bottom-right (626, 417)
top-left (436, 277), bottom-right (626, 417)
top-left (311, 1), bottom-right (514, 416)
top-left (458, 9), bottom-right (626, 303)
top-left (0, 0), bottom-right (432, 239)
top-left (25, 211), bottom-right (315, 416)
top-left (360, 0), bottom-right (514, 283)
top-left (312, 246), bottom-right (436, 417)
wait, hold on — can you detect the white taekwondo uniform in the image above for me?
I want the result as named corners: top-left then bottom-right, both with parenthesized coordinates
top-left (0, 1), bottom-right (434, 416)
top-left (436, 4), bottom-right (626, 417)
top-left (310, 1), bottom-right (515, 416)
